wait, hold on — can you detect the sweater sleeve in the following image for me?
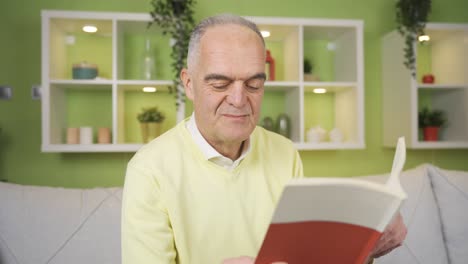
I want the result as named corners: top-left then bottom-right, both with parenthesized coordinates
top-left (121, 161), bottom-right (177, 264)
top-left (293, 149), bottom-right (304, 178)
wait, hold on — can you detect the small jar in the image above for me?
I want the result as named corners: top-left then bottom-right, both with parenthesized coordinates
top-left (98, 127), bottom-right (111, 144)
top-left (80, 127), bottom-right (93, 144)
top-left (66, 127), bottom-right (80, 144)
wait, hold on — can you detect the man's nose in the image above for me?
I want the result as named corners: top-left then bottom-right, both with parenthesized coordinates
top-left (226, 81), bottom-right (247, 107)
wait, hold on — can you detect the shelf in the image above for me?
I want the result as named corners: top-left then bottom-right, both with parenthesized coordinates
top-left (50, 79), bottom-right (113, 86)
top-left (116, 20), bottom-right (172, 81)
top-left (303, 85), bottom-right (360, 144)
top-left (382, 23), bottom-right (468, 149)
top-left (417, 88), bottom-right (468, 143)
top-left (304, 81), bottom-right (356, 88)
top-left (417, 84), bottom-right (468, 89)
top-left (256, 24), bottom-right (300, 82)
top-left (116, 84), bottom-right (176, 144)
top-left (42, 11), bottom-right (364, 152)
top-left (47, 84), bottom-right (112, 145)
top-left (416, 24), bottom-right (468, 86)
top-left (411, 141), bottom-right (468, 149)
top-left (261, 86), bottom-right (301, 142)
top-left (295, 141), bottom-right (364, 150)
top-left (303, 24), bottom-right (361, 83)
top-left (42, 143), bottom-right (143, 153)
top-left (48, 17), bottom-right (113, 80)
top-left (117, 80), bottom-right (173, 86)
top-left (264, 81), bottom-right (299, 91)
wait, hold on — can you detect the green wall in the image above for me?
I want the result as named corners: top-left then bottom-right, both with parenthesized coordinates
top-left (1, 0), bottom-right (467, 187)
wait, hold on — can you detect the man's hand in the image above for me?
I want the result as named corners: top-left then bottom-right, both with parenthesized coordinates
top-left (371, 212), bottom-right (407, 258)
top-left (222, 256), bottom-right (287, 264)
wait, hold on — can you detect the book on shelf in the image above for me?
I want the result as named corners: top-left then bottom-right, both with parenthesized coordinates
top-left (255, 137), bottom-right (407, 264)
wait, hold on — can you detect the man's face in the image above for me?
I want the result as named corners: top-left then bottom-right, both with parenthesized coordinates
top-left (182, 24), bottom-right (266, 147)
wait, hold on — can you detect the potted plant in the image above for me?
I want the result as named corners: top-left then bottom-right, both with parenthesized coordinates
top-left (418, 107), bottom-right (446, 141)
top-left (304, 57), bottom-right (319, 81)
top-left (395, 0), bottom-right (432, 78)
top-left (137, 106), bottom-right (166, 143)
top-left (149, 0), bottom-right (196, 109)
top-left (303, 58), bottom-right (315, 81)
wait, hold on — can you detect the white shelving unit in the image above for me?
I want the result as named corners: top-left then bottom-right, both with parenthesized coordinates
top-left (382, 23), bottom-right (468, 148)
top-left (252, 17), bottom-right (364, 150)
top-left (41, 10), bottom-right (364, 152)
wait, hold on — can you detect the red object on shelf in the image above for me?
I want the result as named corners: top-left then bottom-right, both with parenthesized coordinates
top-left (423, 126), bottom-right (439, 141)
top-left (422, 74), bottom-right (435, 84)
top-left (265, 49), bottom-right (275, 81)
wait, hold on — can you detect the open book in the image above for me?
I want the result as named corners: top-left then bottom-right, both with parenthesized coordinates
top-left (255, 137), bottom-right (407, 264)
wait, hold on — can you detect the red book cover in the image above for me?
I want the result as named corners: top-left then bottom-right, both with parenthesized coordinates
top-left (256, 138), bottom-right (407, 264)
top-left (256, 221), bottom-right (381, 264)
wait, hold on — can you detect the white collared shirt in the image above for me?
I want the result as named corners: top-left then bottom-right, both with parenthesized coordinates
top-left (185, 113), bottom-right (251, 171)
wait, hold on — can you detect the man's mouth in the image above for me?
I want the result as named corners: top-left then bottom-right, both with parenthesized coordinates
top-left (222, 114), bottom-right (249, 120)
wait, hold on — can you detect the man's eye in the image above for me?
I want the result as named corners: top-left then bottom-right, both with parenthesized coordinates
top-left (210, 81), bottom-right (230, 89)
top-left (245, 79), bottom-right (264, 91)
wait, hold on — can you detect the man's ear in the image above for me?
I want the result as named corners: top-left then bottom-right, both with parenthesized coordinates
top-left (181, 68), bottom-right (194, 101)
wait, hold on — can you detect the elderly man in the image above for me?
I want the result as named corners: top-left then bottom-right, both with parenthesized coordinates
top-left (121, 14), bottom-right (406, 264)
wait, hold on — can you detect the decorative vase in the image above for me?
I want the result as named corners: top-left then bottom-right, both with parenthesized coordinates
top-left (265, 49), bottom-right (275, 81)
top-left (140, 122), bottom-right (161, 143)
top-left (141, 38), bottom-right (156, 80)
top-left (304, 73), bottom-right (320, 82)
top-left (140, 123), bottom-right (148, 143)
top-left (260, 116), bottom-right (275, 131)
top-left (147, 122), bottom-right (161, 141)
top-left (423, 126), bottom-right (439, 141)
top-left (276, 113), bottom-right (291, 139)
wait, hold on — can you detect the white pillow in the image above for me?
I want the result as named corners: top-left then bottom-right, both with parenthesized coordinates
top-left (429, 165), bottom-right (468, 264)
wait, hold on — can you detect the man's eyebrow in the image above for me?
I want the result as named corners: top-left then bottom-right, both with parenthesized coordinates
top-left (247, 73), bottom-right (267, 81)
top-left (204, 72), bottom-right (267, 82)
top-left (204, 74), bottom-right (232, 82)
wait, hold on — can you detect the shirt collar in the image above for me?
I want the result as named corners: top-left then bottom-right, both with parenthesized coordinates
top-left (185, 113), bottom-right (251, 170)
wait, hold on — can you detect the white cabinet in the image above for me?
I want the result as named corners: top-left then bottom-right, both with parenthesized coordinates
top-left (382, 23), bottom-right (468, 148)
top-left (41, 11), bottom-right (364, 152)
top-left (251, 17), bottom-right (364, 150)
top-left (42, 10), bottom-right (178, 152)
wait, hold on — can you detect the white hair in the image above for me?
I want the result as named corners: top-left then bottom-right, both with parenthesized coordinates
top-left (186, 14), bottom-right (265, 70)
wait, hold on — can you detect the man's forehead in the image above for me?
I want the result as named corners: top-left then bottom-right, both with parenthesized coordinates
top-left (201, 24), bottom-right (261, 44)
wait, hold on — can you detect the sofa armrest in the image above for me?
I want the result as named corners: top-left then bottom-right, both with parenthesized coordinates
top-left (358, 164), bottom-right (449, 264)
top-left (0, 182), bottom-right (123, 264)
top-left (428, 165), bottom-right (468, 264)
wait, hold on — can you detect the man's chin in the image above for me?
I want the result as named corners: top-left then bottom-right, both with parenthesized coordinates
top-left (221, 128), bottom-right (253, 142)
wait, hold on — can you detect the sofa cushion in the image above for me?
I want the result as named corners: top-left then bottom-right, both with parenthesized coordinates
top-left (360, 164), bottom-right (449, 264)
top-left (0, 182), bottom-right (122, 264)
top-left (428, 165), bottom-right (468, 264)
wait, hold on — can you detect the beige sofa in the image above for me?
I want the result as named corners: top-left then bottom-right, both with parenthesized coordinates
top-left (0, 164), bottom-right (467, 264)
top-left (369, 164), bottom-right (468, 264)
top-left (0, 184), bottom-right (122, 264)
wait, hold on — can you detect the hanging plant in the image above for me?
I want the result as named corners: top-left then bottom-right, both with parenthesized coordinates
top-left (395, 0), bottom-right (432, 78)
top-left (149, 0), bottom-right (196, 109)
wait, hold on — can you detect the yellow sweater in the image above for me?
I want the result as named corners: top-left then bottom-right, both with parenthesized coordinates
top-left (122, 121), bottom-right (303, 264)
